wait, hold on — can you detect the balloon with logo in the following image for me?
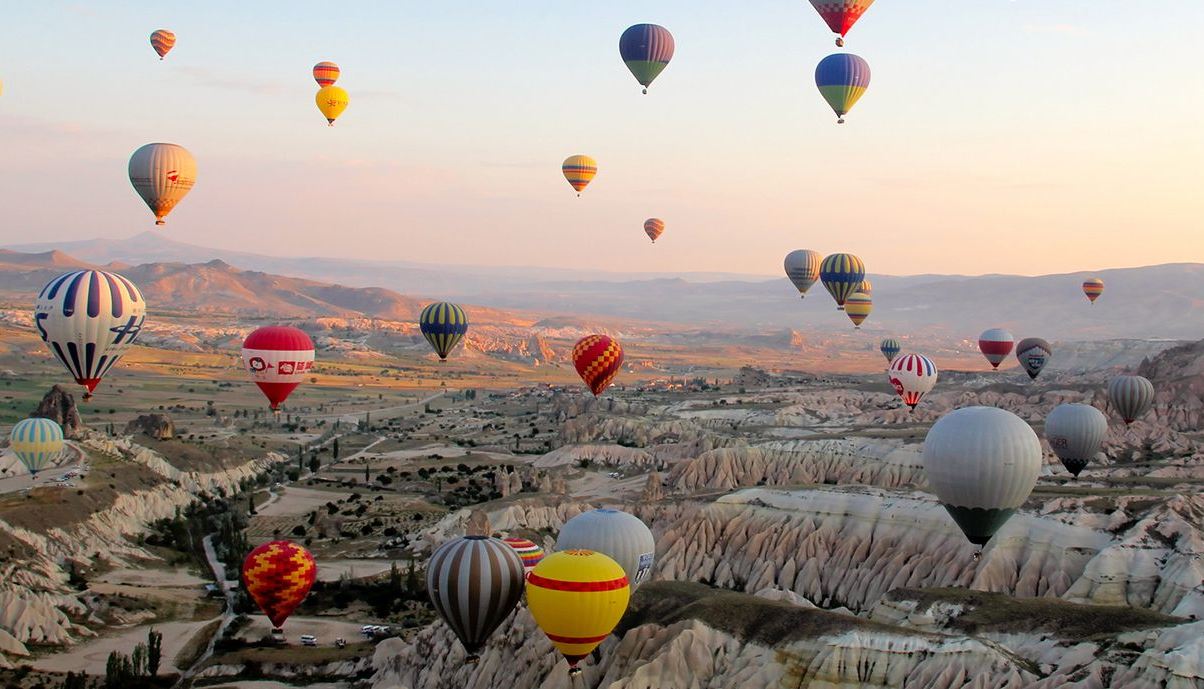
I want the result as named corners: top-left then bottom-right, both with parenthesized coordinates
top-left (572, 334), bottom-right (623, 396)
top-left (419, 302), bottom-right (468, 361)
top-left (526, 550), bottom-right (630, 677)
top-left (784, 249), bottom-right (822, 299)
top-left (242, 540), bottom-right (317, 634)
top-left (555, 509), bottom-right (655, 591)
top-left (978, 328), bottom-right (1014, 370)
top-left (1108, 375), bottom-right (1155, 425)
top-left (149, 29), bottom-right (175, 60)
top-left (1082, 278), bottom-right (1104, 304)
top-left (502, 537), bottom-right (545, 576)
top-left (35, 270), bottom-right (146, 400)
top-left (844, 291), bottom-right (872, 328)
top-left (643, 218), bottom-right (665, 243)
top-left (241, 326), bottom-right (315, 411)
top-left (315, 85), bottom-right (349, 125)
top-left (427, 536), bottom-right (525, 663)
top-left (815, 53), bottom-right (870, 123)
top-left (129, 143), bottom-right (197, 226)
top-left (923, 407), bottom-right (1041, 547)
top-left (562, 155), bottom-right (597, 196)
top-left (9, 418), bottom-right (64, 476)
top-left (808, 0), bottom-right (876, 46)
top-left (1045, 403), bottom-right (1107, 478)
top-left (619, 24), bottom-right (675, 94)
top-left (819, 253), bottom-right (866, 310)
top-left (1016, 338), bottom-right (1052, 380)
top-left (887, 352), bottom-right (937, 409)
top-left (312, 61), bottom-right (340, 87)
top-left (879, 338), bottom-right (900, 364)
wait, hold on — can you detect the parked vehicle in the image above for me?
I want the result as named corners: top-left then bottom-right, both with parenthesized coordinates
top-left (300, 634), bottom-right (318, 646)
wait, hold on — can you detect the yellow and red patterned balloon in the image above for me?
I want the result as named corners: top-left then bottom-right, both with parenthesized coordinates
top-left (150, 29), bottom-right (175, 60)
top-left (312, 61), bottom-right (340, 87)
top-left (242, 540), bottom-right (317, 630)
top-left (562, 155), bottom-right (597, 196)
top-left (572, 334), bottom-right (623, 396)
top-left (503, 537), bottom-right (545, 575)
top-left (644, 218), bottom-right (665, 243)
top-left (526, 550), bottom-right (630, 676)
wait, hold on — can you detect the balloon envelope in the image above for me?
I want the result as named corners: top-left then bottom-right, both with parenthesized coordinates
top-left (427, 536), bottom-right (525, 662)
top-left (419, 302), bottom-right (468, 360)
top-left (819, 253), bottom-right (866, 309)
top-left (923, 406), bottom-right (1041, 546)
top-left (150, 29), bottom-right (175, 59)
top-left (502, 537), bottom-right (545, 575)
top-left (978, 328), bottom-right (1014, 370)
top-left (572, 334), bottom-right (623, 396)
top-left (644, 218), bottom-right (665, 243)
top-left (1082, 278), bottom-right (1104, 303)
top-left (526, 550), bottom-right (630, 676)
top-left (1016, 338), bottom-right (1052, 380)
top-left (9, 418), bottom-right (64, 476)
top-left (887, 353), bottom-right (937, 409)
top-left (784, 249), bottom-right (822, 298)
top-left (1045, 403), bottom-right (1108, 477)
top-left (315, 85), bottom-right (349, 125)
top-left (128, 143), bottom-right (197, 225)
top-left (1108, 375), bottom-right (1155, 425)
top-left (808, 0), bottom-right (876, 45)
top-left (844, 291), bottom-right (872, 328)
top-left (242, 540), bottom-right (316, 630)
top-left (555, 509), bottom-right (655, 590)
top-left (562, 155), bottom-right (597, 194)
top-left (619, 24), bottom-right (674, 92)
top-left (242, 326), bottom-right (315, 410)
top-left (313, 61), bottom-right (340, 87)
top-left (815, 54), bottom-right (870, 122)
top-left (34, 270), bottom-right (146, 398)
top-left (879, 338), bottom-right (900, 364)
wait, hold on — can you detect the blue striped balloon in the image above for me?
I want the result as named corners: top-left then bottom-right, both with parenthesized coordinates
top-left (419, 302), bottom-right (469, 361)
top-left (819, 253), bottom-right (866, 310)
top-left (10, 418), bottom-right (64, 475)
top-left (879, 338), bottom-right (901, 364)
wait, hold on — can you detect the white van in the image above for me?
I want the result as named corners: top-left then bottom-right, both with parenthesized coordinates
top-left (300, 634), bottom-right (318, 646)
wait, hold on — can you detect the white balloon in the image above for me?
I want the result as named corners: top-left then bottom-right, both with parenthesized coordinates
top-left (129, 142), bottom-right (197, 225)
top-left (555, 509), bottom-right (655, 589)
top-left (1045, 403), bottom-right (1108, 477)
top-left (887, 353), bottom-right (938, 409)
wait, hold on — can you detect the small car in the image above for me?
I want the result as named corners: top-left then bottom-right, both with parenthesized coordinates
top-left (300, 634), bottom-right (318, 646)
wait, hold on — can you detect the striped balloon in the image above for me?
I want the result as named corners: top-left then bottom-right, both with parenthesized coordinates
top-left (879, 338), bottom-right (900, 364)
top-left (1082, 277), bottom-right (1104, 304)
top-left (1015, 338), bottom-right (1052, 380)
top-left (526, 550), bottom-right (630, 676)
top-left (819, 253), bottom-right (866, 309)
top-left (815, 53), bottom-right (870, 123)
top-left (312, 61), bottom-right (340, 87)
top-left (644, 218), bottom-right (665, 243)
top-left (242, 540), bottom-right (316, 631)
top-left (562, 155), bottom-right (597, 195)
top-left (809, 0), bottom-right (876, 46)
top-left (857, 278), bottom-right (872, 296)
top-left (978, 328), bottom-right (1015, 370)
top-left (419, 302), bottom-right (469, 361)
top-left (34, 270), bottom-right (146, 399)
top-left (9, 418), bottom-right (64, 476)
top-left (784, 249), bottom-right (822, 298)
top-left (619, 24), bottom-right (675, 94)
top-left (1108, 375), bottom-right (1155, 425)
top-left (149, 29), bottom-right (175, 60)
top-left (887, 352), bottom-right (938, 409)
top-left (572, 334), bottom-right (623, 396)
top-left (844, 291), bottom-right (872, 328)
top-left (427, 536), bottom-right (525, 663)
top-left (502, 537), bottom-right (545, 575)
top-left (1045, 403), bottom-right (1108, 477)
top-left (128, 143), bottom-right (197, 225)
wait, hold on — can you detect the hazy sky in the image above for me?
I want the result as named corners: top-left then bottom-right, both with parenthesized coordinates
top-left (1, 1), bottom-right (1202, 277)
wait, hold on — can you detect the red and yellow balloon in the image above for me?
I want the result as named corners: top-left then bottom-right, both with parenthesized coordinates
top-left (572, 335), bottom-right (623, 396)
top-left (242, 540), bottom-right (317, 632)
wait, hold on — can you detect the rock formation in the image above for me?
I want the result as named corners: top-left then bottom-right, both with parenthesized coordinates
top-left (123, 413), bottom-right (175, 440)
top-left (31, 385), bottom-right (84, 438)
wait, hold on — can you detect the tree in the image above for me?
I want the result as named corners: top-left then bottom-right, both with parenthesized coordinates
top-left (147, 628), bottom-right (163, 676)
top-left (61, 672), bottom-right (87, 689)
top-left (332, 437), bottom-right (340, 459)
top-left (365, 463), bottom-right (370, 482)
top-left (297, 445), bottom-right (304, 473)
top-left (405, 557), bottom-right (419, 594)
top-left (309, 454), bottom-right (320, 474)
top-left (389, 561), bottom-right (402, 594)
top-left (131, 642), bottom-right (147, 677)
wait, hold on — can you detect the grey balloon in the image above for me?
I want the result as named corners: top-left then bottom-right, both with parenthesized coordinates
top-left (1045, 403), bottom-right (1108, 478)
top-left (555, 508), bottom-right (655, 589)
top-left (1108, 375), bottom-right (1155, 425)
top-left (783, 249), bottom-right (822, 298)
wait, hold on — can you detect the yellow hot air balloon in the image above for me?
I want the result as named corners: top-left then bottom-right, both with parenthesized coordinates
top-left (562, 155), bottom-right (597, 196)
top-left (526, 550), bottom-right (629, 677)
top-left (844, 291), bottom-right (872, 328)
top-left (315, 86), bottom-right (349, 126)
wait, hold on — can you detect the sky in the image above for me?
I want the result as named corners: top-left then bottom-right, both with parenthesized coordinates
top-left (1, 1), bottom-right (1203, 278)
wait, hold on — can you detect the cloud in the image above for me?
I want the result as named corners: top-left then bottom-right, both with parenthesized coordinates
top-left (173, 66), bottom-right (287, 96)
top-left (1023, 23), bottom-right (1089, 36)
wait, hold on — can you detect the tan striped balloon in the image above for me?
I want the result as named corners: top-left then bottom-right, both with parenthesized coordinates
top-left (150, 29), bottom-right (175, 60)
top-left (426, 536), bottom-right (525, 664)
top-left (128, 143), bottom-right (197, 225)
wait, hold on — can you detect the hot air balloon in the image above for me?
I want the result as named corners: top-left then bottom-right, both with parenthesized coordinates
top-left (572, 334), bottom-right (623, 396)
top-left (857, 279), bottom-right (872, 296)
top-left (808, 0), bottom-right (875, 46)
top-left (644, 218), bottom-right (665, 243)
top-left (526, 550), bottom-right (630, 677)
top-left (879, 338), bottom-right (900, 364)
top-left (562, 155), bottom-right (597, 196)
top-left (312, 61), bottom-right (340, 87)
top-left (978, 328), bottom-right (1014, 370)
top-left (1016, 338), bottom-right (1052, 380)
top-left (1108, 375), bottom-right (1155, 425)
top-left (427, 536), bottom-right (525, 663)
top-left (819, 253), bottom-right (866, 310)
top-left (9, 418), bottom-right (64, 476)
top-left (1082, 278), bottom-right (1104, 304)
top-left (555, 509), bottom-right (655, 590)
top-left (844, 291), bottom-right (872, 328)
top-left (128, 143), bottom-right (197, 226)
top-left (618, 24), bottom-right (674, 94)
top-left (315, 85), bottom-right (349, 125)
top-left (34, 270), bottom-right (146, 400)
top-left (1045, 403), bottom-right (1107, 478)
top-left (815, 53), bottom-right (870, 123)
top-left (419, 302), bottom-right (468, 361)
top-left (242, 326), bottom-right (314, 411)
top-left (502, 537), bottom-right (545, 576)
top-left (784, 249), bottom-right (822, 299)
top-left (150, 29), bottom-right (175, 60)
top-left (887, 352), bottom-right (937, 409)
top-left (243, 541), bottom-right (316, 635)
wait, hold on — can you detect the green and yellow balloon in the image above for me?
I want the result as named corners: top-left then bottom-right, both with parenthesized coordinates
top-left (419, 302), bottom-right (469, 361)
